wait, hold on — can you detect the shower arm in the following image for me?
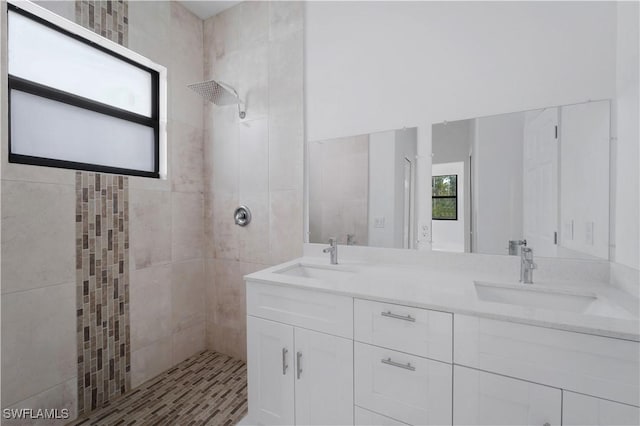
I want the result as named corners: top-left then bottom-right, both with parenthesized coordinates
top-left (231, 88), bottom-right (246, 119)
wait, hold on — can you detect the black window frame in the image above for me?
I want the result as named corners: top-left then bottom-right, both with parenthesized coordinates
top-left (432, 174), bottom-right (458, 221)
top-left (7, 3), bottom-right (160, 179)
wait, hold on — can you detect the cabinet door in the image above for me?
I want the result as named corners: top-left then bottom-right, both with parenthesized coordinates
top-left (355, 406), bottom-right (409, 426)
top-left (453, 366), bottom-right (561, 426)
top-left (294, 328), bottom-right (354, 425)
top-left (247, 316), bottom-right (295, 425)
top-left (355, 342), bottom-right (452, 426)
top-left (563, 391), bottom-right (640, 426)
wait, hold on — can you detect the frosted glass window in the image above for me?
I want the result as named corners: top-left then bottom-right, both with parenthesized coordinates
top-left (7, 5), bottom-right (160, 177)
top-left (8, 10), bottom-right (153, 117)
top-left (11, 90), bottom-right (155, 172)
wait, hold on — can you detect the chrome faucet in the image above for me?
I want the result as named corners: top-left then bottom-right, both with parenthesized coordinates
top-left (520, 247), bottom-right (537, 284)
top-left (323, 237), bottom-right (338, 264)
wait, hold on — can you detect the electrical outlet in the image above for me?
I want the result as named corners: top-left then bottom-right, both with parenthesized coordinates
top-left (422, 225), bottom-right (429, 238)
top-left (374, 217), bottom-right (385, 228)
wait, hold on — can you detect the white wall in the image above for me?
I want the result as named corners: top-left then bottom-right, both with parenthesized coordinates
top-left (305, 1), bottom-right (617, 250)
top-left (473, 112), bottom-right (525, 255)
top-left (432, 162), bottom-right (465, 252)
top-left (305, 1), bottom-right (616, 141)
top-left (614, 1), bottom-right (639, 270)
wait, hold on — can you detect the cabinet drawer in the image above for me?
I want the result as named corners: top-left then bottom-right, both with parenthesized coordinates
top-left (563, 391), bottom-right (640, 425)
top-left (454, 314), bottom-right (640, 406)
top-left (246, 281), bottom-right (353, 338)
top-left (354, 342), bottom-right (452, 426)
top-left (355, 406), bottom-right (409, 426)
top-left (354, 299), bottom-right (452, 362)
top-left (454, 365), bottom-right (561, 426)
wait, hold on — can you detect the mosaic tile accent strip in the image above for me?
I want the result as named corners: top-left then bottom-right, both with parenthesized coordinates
top-left (75, 0), bottom-right (128, 47)
top-left (76, 172), bottom-right (131, 415)
top-left (69, 351), bottom-right (248, 426)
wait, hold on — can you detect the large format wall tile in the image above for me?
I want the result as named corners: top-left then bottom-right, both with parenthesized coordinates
top-left (171, 259), bottom-right (205, 333)
top-left (169, 1), bottom-right (204, 129)
top-left (1, 282), bottom-right (76, 407)
top-left (171, 192), bottom-right (204, 262)
top-left (131, 336), bottom-right (173, 388)
top-left (172, 321), bottom-right (206, 365)
top-left (130, 189), bottom-right (172, 270)
top-left (207, 322), bottom-right (247, 362)
top-left (204, 2), bottom-right (304, 360)
top-left (269, 1), bottom-right (303, 41)
top-left (130, 264), bottom-right (172, 352)
top-left (127, 0), bottom-right (170, 66)
top-left (268, 108), bottom-right (304, 192)
top-left (269, 190), bottom-right (303, 264)
top-left (2, 377), bottom-right (77, 426)
top-left (171, 121), bottom-right (204, 193)
top-left (208, 108), bottom-right (240, 193)
top-left (209, 191), bottom-right (240, 261)
top-left (1, 180), bottom-right (75, 294)
top-left (237, 191), bottom-right (270, 264)
top-left (238, 119), bottom-right (269, 194)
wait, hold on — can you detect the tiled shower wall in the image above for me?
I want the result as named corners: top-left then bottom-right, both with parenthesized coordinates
top-left (1, 1), bottom-right (206, 422)
top-left (75, 1), bottom-right (131, 414)
top-left (203, 2), bottom-right (304, 360)
top-left (76, 173), bottom-right (131, 413)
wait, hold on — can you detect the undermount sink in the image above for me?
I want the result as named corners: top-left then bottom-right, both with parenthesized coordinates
top-left (474, 281), bottom-right (598, 313)
top-left (276, 263), bottom-right (354, 280)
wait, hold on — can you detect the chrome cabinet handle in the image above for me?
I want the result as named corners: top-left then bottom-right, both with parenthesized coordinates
top-left (296, 351), bottom-right (303, 379)
top-left (282, 348), bottom-right (288, 375)
top-left (381, 310), bottom-right (416, 322)
top-left (381, 357), bottom-right (416, 371)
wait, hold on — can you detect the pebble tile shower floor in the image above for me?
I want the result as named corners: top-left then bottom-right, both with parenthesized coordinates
top-left (69, 351), bottom-right (247, 426)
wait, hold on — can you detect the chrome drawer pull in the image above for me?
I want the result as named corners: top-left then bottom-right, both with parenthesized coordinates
top-left (381, 357), bottom-right (416, 371)
top-left (381, 310), bottom-right (416, 322)
top-left (282, 348), bottom-right (288, 375)
top-left (297, 351), bottom-right (303, 379)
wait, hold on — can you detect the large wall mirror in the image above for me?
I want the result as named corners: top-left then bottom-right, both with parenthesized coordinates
top-left (306, 100), bottom-right (611, 260)
top-left (432, 100), bottom-right (610, 260)
top-left (308, 128), bottom-right (418, 249)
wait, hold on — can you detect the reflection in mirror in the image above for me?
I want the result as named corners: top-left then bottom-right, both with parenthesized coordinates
top-left (308, 128), bottom-right (418, 248)
top-left (431, 100), bottom-right (610, 260)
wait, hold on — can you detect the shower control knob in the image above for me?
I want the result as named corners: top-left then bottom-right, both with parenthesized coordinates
top-left (234, 206), bottom-right (251, 227)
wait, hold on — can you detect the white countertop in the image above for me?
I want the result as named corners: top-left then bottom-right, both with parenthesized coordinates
top-left (245, 257), bottom-right (640, 342)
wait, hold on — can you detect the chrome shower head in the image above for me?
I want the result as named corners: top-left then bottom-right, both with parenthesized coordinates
top-left (188, 79), bottom-right (246, 119)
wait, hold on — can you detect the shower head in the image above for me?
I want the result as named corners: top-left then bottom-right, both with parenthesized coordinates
top-left (188, 79), bottom-right (246, 119)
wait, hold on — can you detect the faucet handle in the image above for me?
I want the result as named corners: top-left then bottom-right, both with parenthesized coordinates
top-left (328, 237), bottom-right (337, 245)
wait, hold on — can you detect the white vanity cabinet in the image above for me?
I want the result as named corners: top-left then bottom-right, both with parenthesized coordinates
top-left (246, 283), bottom-right (354, 426)
top-left (454, 314), bottom-right (640, 426)
top-left (245, 278), bottom-right (639, 426)
top-left (453, 365), bottom-right (561, 426)
top-left (247, 316), bottom-right (295, 425)
top-left (353, 298), bottom-right (453, 425)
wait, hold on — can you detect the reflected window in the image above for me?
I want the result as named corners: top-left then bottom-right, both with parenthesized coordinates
top-left (432, 175), bottom-right (457, 220)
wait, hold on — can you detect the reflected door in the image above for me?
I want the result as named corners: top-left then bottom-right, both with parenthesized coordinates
top-left (523, 108), bottom-right (558, 257)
